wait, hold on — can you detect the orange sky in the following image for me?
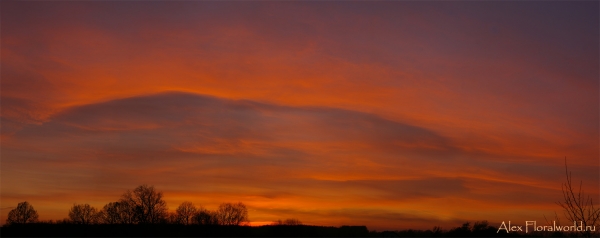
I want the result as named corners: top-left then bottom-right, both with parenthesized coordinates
top-left (1, 1), bottom-right (598, 231)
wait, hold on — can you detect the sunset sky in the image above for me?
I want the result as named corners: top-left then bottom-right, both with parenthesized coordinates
top-left (1, 1), bottom-right (598, 230)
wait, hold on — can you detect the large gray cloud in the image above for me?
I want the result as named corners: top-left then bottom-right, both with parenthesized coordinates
top-left (2, 92), bottom-right (456, 197)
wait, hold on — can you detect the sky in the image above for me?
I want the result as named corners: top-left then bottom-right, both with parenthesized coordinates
top-left (1, 1), bottom-right (599, 231)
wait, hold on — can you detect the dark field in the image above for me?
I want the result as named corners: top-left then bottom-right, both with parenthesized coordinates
top-left (2, 224), bottom-right (370, 237)
top-left (0, 223), bottom-right (553, 237)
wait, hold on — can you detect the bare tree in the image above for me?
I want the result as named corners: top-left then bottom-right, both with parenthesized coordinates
top-left (68, 203), bottom-right (99, 224)
top-left (6, 201), bottom-right (39, 225)
top-left (557, 158), bottom-right (600, 237)
top-left (98, 200), bottom-right (136, 224)
top-left (98, 202), bottom-right (119, 224)
top-left (216, 202), bottom-right (249, 225)
top-left (166, 211), bottom-right (178, 224)
top-left (121, 185), bottom-right (168, 224)
top-left (193, 207), bottom-right (219, 225)
top-left (117, 199), bottom-right (137, 224)
top-left (175, 201), bottom-right (197, 225)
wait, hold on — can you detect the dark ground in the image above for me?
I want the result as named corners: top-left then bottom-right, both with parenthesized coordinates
top-left (2, 224), bottom-right (368, 237)
top-left (0, 223), bottom-right (568, 237)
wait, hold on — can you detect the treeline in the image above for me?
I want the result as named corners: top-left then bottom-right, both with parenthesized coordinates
top-left (5, 185), bottom-right (249, 226)
top-left (375, 221), bottom-right (526, 237)
top-left (2, 184), bottom-right (569, 237)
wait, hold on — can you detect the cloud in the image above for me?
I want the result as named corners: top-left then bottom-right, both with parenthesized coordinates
top-left (4, 92), bottom-right (452, 174)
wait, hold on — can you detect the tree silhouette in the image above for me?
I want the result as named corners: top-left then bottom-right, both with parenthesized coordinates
top-left (471, 220), bottom-right (496, 235)
top-left (447, 222), bottom-right (471, 237)
top-left (99, 202), bottom-right (120, 224)
top-left (216, 202), bottom-right (248, 225)
top-left (68, 203), bottom-right (98, 224)
top-left (121, 185), bottom-right (168, 224)
top-left (193, 207), bottom-right (219, 225)
top-left (6, 201), bottom-right (39, 225)
top-left (166, 211), bottom-right (178, 224)
top-left (272, 218), bottom-right (302, 225)
top-left (118, 199), bottom-right (137, 224)
top-left (557, 158), bottom-right (600, 238)
top-left (175, 201), bottom-right (197, 225)
top-left (99, 200), bottom-right (137, 224)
